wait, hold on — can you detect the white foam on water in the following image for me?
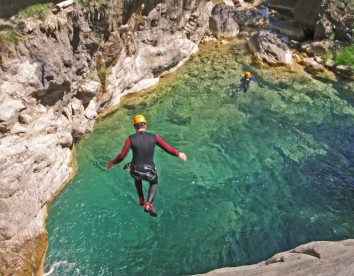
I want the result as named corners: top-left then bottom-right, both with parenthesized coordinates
top-left (44, 260), bottom-right (84, 276)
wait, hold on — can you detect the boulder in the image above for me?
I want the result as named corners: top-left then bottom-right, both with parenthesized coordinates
top-left (324, 59), bottom-right (335, 68)
top-left (235, 8), bottom-right (269, 28)
top-left (314, 17), bottom-right (334, 40)
top-left (272, 20), bottom-right (305, 41)
top-left (195, 239), bottom-right (354, 276)
top-left (247, 30), bottom-right (292, 65)
top-left (223, 0), bottom-right (234, 7)
top-left (70, 97), bottom-right (93, 137)
top-left (76, 77), bottom-right (101, 105)
top-left (300, 40), bottom-right (342, 57)
top-left (233, 0), bottom-right (245, 7)
top-left (300, 57), bottom-right (325, 71)
top-left (253, 0), bottom-right (269, 8)
top-left (209, 4), bottom-right (239, 38)
top-left (0, 208), bottom-right (48, 276)
top-left (293, 0), bottom-right (321, 31)
top-left (335, 65), bottom-right (353, 80)
top-left (268, 0), bottom-right (297, 10)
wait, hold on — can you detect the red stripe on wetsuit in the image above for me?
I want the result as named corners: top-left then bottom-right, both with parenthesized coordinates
top-left (112, 137), bottom-right (131, 164)
top-left (156, 135), bottom-right (179, 156)
top-left (112, 134), bottom-right (179, 165)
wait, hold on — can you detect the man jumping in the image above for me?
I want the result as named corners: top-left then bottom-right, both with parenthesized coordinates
top-left (106, 115), bottom-right (187, 217)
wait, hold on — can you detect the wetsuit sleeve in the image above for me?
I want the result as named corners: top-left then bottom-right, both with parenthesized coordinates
top-left (156, 135), bottom-right (179, 157)
top-left (112, 137), bottom-right (131, 164)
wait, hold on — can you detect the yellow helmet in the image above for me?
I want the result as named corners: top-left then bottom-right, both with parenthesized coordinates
top-left (245, 71), bottom-right (251, 77)
top-left (131, 114), bottom-right (147, 125)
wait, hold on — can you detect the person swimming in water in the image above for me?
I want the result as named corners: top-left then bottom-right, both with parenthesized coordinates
top-left (106, 115), bottom-right (187, 217)
top-left (236, 71), bottom-right (254, 93)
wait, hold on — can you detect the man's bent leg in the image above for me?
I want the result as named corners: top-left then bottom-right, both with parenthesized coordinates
top-left (147, 183), bottom-right (158, 203)
top-left (134, 179), bottom-right (145, 205)
top-left (145, 183), bottom-right (158, 217)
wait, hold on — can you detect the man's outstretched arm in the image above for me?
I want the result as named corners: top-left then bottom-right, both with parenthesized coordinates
top-left (106, 137), bottom-right (131, 169)
top-left (156, 135), bottom-right (187, 161)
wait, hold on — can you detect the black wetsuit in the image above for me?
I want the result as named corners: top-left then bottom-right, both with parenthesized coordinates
top-left (112, 131), bottom-right (179, 203)
top-left (237, 77), bottom-right (253, 92)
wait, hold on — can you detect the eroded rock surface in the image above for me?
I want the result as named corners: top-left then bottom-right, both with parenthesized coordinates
top-left (247, 30), bottom-right (292, 65)
top-left (195, 239), bottom-right (354, 276)
top-left (0, 1), bottom-right (213, 275)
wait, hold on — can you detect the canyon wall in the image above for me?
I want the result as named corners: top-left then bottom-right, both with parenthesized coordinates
top-left (0, 0), bottom-right (213, 274)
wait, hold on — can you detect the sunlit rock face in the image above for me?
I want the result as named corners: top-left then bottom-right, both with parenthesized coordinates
top-left (0, 2), bottom-right (213, 273)
top-left (208, 4), bottom-right (269, 39)
top-left (0, 6), bottom-right (107, 242)
top-left (197, 240), bottom-right (354, 276)
top-left (247, 30), bottom-right (292, 66)
top-left (0, 0), bottom-right (213, 246)
top-left (105, 0), bottom-right (213, 107)
top-left (209, 4), bottom-right (240, 38)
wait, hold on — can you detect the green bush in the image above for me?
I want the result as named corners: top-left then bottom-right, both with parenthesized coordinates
top-left (334, 45), bottom-right (354, 67)
top-left (0, 25), bottom-right (22, 47)
top-left (323, 51), bottom-right (333, 64)
top-left (17, 3), bottom-right (55, 21)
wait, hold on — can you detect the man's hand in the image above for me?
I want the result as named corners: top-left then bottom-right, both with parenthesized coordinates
top-left (178, 152), bottom-right (187, 162)
top-left (106, 160), bottom-right (114, 170)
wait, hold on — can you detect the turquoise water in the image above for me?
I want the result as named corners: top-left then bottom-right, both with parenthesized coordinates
top-left (44, 41), bottom-right (354, 275)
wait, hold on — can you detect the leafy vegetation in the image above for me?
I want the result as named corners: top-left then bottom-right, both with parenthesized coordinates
top-left (97, 66), bottom-right (111, 84)
top-left (16, 3), bottom-right (55, 20)
top-left (324, 45), bottom-right (354, 68)
top-left (0, 25), bottom-right (22, 47)
top-left (333, 45), bottom-right (354, 67)
top-left (323, 51), bottom-right (333, 64)
top-left (57, 21), bottom-right (65, 31)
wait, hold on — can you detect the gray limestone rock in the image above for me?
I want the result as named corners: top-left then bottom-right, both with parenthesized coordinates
top-left (247, 30), bottom-right (292, 65)
top-left (335, 65), bottom-right (353, 80)
top-left (253, 0), bottom-right (269, 9)
top-left (272, 20), bottom-right (305, 41)
top-left (235, 8), bottom-right (269, 28)
top-left (106, 0), bottom-right (212, 107)
top-left (209, 4), bottom-right (240, 38)
top-left (300, 39), bottom-right (342, 57)
top-left (301, 57), bottom-right (325, 71)
top-left (314, 16), bottom-right (334, 40)
top-left (294, 0), bottom-right (321, 31)
top-left (223, 0), bottom-right (234, 7)
top-left (76, 77), bottom-right (101, 105)
top-left (195, 239), bottom-right (354, 276)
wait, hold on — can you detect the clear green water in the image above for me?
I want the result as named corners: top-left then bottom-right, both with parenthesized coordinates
top-left (44, 41), bottom-right (354, 275)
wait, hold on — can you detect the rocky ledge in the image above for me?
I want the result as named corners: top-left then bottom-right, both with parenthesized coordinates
top-left (196, 239), bottom-right (354, 276)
